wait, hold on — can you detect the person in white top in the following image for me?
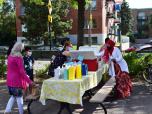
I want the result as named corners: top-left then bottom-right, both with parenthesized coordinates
top-left (101, 39), bottom-right (132, 98)
top-left (108, 45), bottom-right (129, 77)
top-left (99, 39), bottom-right (128, 76)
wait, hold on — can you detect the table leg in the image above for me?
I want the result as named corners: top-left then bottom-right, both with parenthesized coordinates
top-left (86, 89), bottom-right (93, 98)
top-left (57, 102), bottom-right (72, 114)
top-left (99, 103), bottom-right (107, 114)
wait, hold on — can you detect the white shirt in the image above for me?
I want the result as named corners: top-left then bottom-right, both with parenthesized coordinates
top-left (109, 47), bottom-right (129, 77)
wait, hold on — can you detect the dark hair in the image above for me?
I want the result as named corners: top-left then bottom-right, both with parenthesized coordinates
top-left (24, 46), bottom-right (31, 51)
top-left (63, 40), bottom-right (71, 51)
top-left (105, 37), bottom-right (110, 43)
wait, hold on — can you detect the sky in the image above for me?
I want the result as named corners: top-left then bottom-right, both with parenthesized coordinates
top-left (126, 0), bottom-right (152, 9)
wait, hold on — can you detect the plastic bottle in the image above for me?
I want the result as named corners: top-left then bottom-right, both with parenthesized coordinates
top-left (54, 66), bottom-right (61, 79)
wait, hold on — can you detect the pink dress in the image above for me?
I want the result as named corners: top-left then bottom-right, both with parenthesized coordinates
top-left (7, 55), bottom-right (32, 90)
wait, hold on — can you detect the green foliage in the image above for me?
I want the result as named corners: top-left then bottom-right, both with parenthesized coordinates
top-left (29, 0), bottom-right (89, 8)
top-left (124, 52), bottom-right (152, 78)
top-left (120, 0), bottom-right (132, 35)
top-left (29, 0), bottom-right (43, 4)
top-left (0, 0), bottom-right (4, 5)
top-left (0, 55), bottom-right (6, 78)
top-left (30, 0), bottom-right (87, 48)
top-left (51, 0), bottom-right (72, 39)
top-left (124, 52), bottom-right (143, 76)
top-left (0, 0), bottom-right (16, 45)
top-left (71, 0), bottom-right (78, 9)
top-left (35, 64), bottom-right (49, 79)
top-left (144, 54), bottom-right (152, 64)
top-left (21, 0), bottom-right (72, 44)
top-left (20, 0), bottom-right (48, 44)
top-left (126, 31), bottom-right (135, 43)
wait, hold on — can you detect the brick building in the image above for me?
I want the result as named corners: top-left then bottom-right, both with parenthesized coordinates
top-left (131, 8), bottom-right (152, 38)
top-left (15, 0), bottom-right (123, 45)
top-left (67, 0), bottom-right (107, 45)
top-left (68, 0), bottom-right (123, 45)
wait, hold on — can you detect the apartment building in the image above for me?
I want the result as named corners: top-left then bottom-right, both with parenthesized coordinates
top-left (67, 0), bottom-right (123, 44)
top-left (131, 8), bottom-right (152, 38)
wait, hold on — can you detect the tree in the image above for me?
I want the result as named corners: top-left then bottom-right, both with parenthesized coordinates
top-left (51, 0), bottom-right (72, 39)
top-left (30, 0), bottom-right (87, 49)
top-left (20, 0), bottom-right (72, 45)
top-left (20, 0), bottom-right (48, 44)
top-left (77, 0), bottom-right (86, 49)
top-left (68, 0), bottom-right (88, 48)
top-left (120, 0), bottom-right (132, 35)
top-left (0, 0), bottom-right (16, 45)
top-left (0, 0), bottom-right (4, 5)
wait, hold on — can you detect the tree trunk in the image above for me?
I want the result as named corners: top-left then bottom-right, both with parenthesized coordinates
top-left (77, 0), bottom-right (85, 49)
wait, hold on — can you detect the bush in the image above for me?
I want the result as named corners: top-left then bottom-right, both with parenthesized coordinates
top-left (35, 64), bottom-right (50, 79)
top-left (144, 54), bottom-right (152, 64)
top-left (0, 55), bottom-right (6, 78)
top-left (123, 52), bottom-right (151, 79)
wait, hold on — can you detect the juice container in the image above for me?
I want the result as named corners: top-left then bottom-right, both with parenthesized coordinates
top-left (68, 66), bottom-right (76, 80)
top-left (76, 64), bottom-right (82, 79)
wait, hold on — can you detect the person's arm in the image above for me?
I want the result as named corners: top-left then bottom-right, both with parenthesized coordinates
top-left (17, 57), bottom-right (32, 84)
top-left (99, 44), bottom-right (106, 52)
top-left (32, 56), bottom-right (35, 64)
top-left (95, 50), bottom-right (105, 57)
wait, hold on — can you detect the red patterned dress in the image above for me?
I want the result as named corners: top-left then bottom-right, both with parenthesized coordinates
top-left (114, 61), bottom-right (132, 98)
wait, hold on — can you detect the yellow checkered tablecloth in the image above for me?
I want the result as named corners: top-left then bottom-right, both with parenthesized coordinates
top-left (39, 64), bottom-right (108, 105)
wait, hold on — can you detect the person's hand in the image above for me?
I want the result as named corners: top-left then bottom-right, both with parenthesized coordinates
top-left (30, 82), bottom-right (37, 87)
top-left (111, 59), bottom-right (116, 63)
top-left (62, 51), bottom-right (70, 56)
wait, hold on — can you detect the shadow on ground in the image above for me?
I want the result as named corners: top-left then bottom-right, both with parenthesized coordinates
top-left (1, 82), bottom-right (152, 114)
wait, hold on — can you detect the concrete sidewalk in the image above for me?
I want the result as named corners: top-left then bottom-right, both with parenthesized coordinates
top-left (0, 81), bottom-right (152, 114)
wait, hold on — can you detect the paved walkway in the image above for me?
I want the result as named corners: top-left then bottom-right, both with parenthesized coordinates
top-left (0, 81), bottom-right (152, 114)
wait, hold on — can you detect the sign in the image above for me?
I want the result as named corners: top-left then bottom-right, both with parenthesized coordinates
top-left (48, 15), bottom-right (52, 23)
top-left (115, 3), bottom-right (121, 11)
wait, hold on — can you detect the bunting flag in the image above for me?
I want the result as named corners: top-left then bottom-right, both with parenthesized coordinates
top-left (48, 0), bottom-right (52, 23)
top-left (48, 0), bottom-right (52, 14)
top-left (48, 15), bottom-right (52, 23)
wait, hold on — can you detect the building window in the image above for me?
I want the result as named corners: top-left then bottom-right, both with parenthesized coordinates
top-left (138, 12), bottom-right (145, 19)
top-left (84, 37), bottom-right (97, 45)
top-left (91, 0), bottom-right (97, 10)
top-left (85, 0), bottom-right (97, 10)
top-left (92, 37), bottom-right (97, 44)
